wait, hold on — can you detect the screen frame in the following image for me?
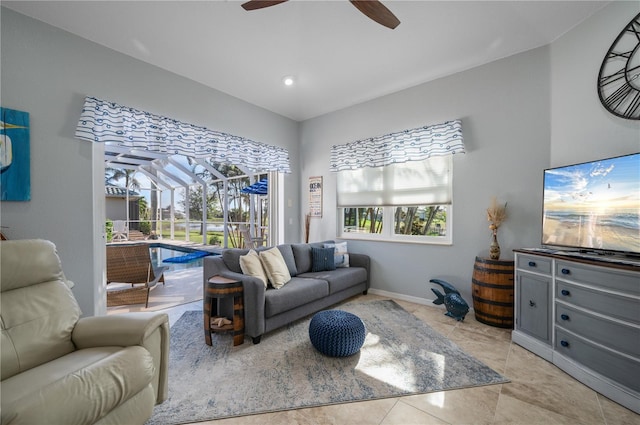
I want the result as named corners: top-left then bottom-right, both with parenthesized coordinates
top-left (541, 152), bottom-right (640, 256)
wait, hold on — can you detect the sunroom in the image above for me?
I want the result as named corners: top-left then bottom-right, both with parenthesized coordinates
top-left (78, 97), bottom-right (290, 249)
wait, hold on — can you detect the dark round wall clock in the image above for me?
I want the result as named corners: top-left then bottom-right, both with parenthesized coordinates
top-left (597, 12), bottom-right (640, 120)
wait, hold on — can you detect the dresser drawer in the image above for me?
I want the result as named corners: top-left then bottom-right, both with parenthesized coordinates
top-left (556, 281), bottom-right (640, 325)
top-left (556, 260), bottom-right (640, 295)
top-left (555, 302), bottom-right (640, 357)
top-left (517, 254), bottom-right (552, 275)
top-left (555, 328), bottom-right (640, 393)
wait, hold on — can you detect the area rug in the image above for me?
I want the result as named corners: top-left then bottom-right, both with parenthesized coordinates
top-left (147, 299), bottom-right (508, 424)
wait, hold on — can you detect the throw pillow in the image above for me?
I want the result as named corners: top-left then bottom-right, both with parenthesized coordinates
top-left (324, 241), bottom-right (350, 268)
top-left (239, 249), bottom-right (268, 288)
top-left (259, 247), bottom-right (291, 289)
top-left (311, 247), bottom-right (336, 272)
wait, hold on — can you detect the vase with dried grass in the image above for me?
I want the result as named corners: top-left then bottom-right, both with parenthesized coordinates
top-left (486, 197), bottom-right (507, 260)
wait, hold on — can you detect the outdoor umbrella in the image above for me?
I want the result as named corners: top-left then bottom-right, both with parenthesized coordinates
top-left (241, 178), bottom-right (268, 195)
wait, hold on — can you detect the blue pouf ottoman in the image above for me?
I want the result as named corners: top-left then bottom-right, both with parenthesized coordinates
top-left (309, 310), bottom-right (366, 357)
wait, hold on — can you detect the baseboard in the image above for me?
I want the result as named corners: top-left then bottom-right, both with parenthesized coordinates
top-left (367, 288), bottom-right (436, 307)
top-left (368, 288), bottom-right (476, 313)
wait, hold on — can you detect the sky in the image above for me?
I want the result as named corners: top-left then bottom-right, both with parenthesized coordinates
top-left (543, 153), bottom-right (640, 213)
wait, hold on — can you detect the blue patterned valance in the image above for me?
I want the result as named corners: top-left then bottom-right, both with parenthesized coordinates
top-left (75, 96), bottom-right (291, 173)
top-left (330, 119), bottom-right (464, 172)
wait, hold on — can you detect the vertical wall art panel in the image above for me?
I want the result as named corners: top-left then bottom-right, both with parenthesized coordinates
top-left (309, 176), bottom-right (323, 217)
top-left (1, 107), bottom-right (30, 201)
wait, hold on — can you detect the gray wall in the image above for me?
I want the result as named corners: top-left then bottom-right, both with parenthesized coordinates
top-left (299, 1), bottom-right (640, 305)
top-left (0, 8), bottom-right (300, 315)
top-left (300, 46), bottom-right (551, 304)
top-left (550, 1), bottom-right (640, 166)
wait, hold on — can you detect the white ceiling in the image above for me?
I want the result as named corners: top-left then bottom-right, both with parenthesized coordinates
top-left (4, 0), bottom-right (609, 122)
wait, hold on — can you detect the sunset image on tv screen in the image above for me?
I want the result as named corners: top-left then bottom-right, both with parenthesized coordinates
top-left (542, 153), bottom-right (640, 253)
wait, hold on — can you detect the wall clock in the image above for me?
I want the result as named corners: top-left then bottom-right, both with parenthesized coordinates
top-left (597, 12), bottom-right (640, 120)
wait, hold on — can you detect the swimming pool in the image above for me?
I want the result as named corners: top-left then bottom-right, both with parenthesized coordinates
top-left (149, 243), bottom-right (218, 270)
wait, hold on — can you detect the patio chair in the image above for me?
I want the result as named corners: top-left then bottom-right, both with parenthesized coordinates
top-left (106, 244), bottom-right (167, 307)
top-left (239, 225), bottom-right (267, 249)
top-left (112, 220), bottom-right (128, 241)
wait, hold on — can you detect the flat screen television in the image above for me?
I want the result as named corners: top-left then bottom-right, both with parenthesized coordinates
top-left (542, 152), bottom-right (640, 256)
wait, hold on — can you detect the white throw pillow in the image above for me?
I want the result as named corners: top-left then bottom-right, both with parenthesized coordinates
top-left (324, 241), bottom-right (350, 268)
top-left (239, 249), bottom-right (268, 288)
top-left (259, 247), bottom-right (291, 289)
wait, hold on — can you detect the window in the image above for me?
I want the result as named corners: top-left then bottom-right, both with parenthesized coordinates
top-left (337, 156), bottom-right (453, 244)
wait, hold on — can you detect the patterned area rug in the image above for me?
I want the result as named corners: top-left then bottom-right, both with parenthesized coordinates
top-left (148, 299), bottom-right (508, 424)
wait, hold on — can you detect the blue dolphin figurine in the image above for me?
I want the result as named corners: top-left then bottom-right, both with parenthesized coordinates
top-left (429, 279), bottom-right (470, 321)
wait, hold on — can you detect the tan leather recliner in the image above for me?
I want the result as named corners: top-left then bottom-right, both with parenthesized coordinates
top-left (0, 239), bottom-right (169, 425)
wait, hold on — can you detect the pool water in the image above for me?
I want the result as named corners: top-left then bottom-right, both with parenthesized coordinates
top-left (149, 244), bottom-right (216, 270)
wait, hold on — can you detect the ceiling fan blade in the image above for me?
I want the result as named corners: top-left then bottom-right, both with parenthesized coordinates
top-left (349, 0), bottom-right (400, 29)
top-left (241, 0), bottom-right (288, 11)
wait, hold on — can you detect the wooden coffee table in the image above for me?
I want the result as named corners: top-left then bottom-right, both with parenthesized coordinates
top-left (204, 275), bottom-right (244, 346)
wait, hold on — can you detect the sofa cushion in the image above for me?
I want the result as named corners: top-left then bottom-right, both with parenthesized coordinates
top-left (239, 250), bottom-right (268, 288)
top-left (222, 248), bottom-right (250, 273)
top-left (291, 244), bottom-right (313, 274)
top-left (277, 244), bottom-right (298, 277)
top-left (1, 346), bottom-right (154, 425)
top-left (259, 247), bottom-right (292, 289)
top-left (311, 247), bottom-right (336, 272)
top-left (264, 278), bottom-right (329, 317)
top-left (324, 241), bottom-right (350, 268)
top-left (299, 267), bottom-right (367, 294)
top-left (291, 241), bottom-right (335, 274)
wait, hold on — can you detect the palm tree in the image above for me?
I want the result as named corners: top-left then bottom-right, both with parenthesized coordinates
top-left (105, 167), bottom-right (141, 191)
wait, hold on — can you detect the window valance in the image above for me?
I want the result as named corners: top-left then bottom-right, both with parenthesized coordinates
top-left (75, 96), bottom-right (291, 173)
top-left (330, 119), bottom-right (464, 172)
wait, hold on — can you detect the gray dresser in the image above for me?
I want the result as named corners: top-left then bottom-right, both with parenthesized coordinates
top-left (513, 249), bottom-right (640, 414)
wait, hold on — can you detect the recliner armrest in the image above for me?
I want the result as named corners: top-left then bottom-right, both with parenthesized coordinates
top-left (72, 312), bottom-right (168, 348)
top-left (72, 312), bottom-right (170, 403)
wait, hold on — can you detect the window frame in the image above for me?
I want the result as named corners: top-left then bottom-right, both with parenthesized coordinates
top-left (337, 205), bottom-right (453, 245)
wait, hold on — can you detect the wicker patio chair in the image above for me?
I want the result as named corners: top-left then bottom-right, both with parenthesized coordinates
top-left (106, 244), bottom-right (167, 307)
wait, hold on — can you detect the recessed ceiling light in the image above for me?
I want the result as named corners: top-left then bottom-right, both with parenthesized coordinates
top-left (282, 76), bottom-right (295, 87)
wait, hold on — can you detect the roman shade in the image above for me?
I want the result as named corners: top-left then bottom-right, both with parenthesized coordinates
top-left (333, 120), bottom-right (464, 207)
top-left (337, 155), bottom-right (453, 207)
top-left (75, 96), bottom-right (291, 173)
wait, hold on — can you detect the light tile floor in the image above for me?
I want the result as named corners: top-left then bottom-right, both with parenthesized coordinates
top-left (160, 294), bottom-right (640, 425)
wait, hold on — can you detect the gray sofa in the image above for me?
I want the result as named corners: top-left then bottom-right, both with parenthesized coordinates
top-left (203, 241), bottom-right (370, 344)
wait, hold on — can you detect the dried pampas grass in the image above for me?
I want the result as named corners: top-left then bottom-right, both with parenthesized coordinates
top-left (487, 197), bottom-right (507, 232)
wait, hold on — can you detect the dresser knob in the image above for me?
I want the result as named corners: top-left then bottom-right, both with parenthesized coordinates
top-left (561, 314), bottom-right (569, 321)
top-left (529, 300), bottom-right (536, 307)
top-left (561, 268), bottom-right (571, 275)
top-left (561, 289), bottom-right (570, 296)
top-left (560, 340), bottom-right (569, 347)
top-left (528, 261), bottom-right (536, 267)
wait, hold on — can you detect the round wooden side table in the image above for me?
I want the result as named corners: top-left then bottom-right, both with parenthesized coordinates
top-left (204, 275), bottom-right (244, 346)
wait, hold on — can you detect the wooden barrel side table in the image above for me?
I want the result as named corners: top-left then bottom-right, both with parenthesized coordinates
top-left (204, 275), bottom-right (245, 346)
top-left (472, 256), bottom-right (515, 328)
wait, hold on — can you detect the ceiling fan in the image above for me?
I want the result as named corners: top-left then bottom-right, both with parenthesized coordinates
top-left (241, 0), bottom-right (401, 29)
